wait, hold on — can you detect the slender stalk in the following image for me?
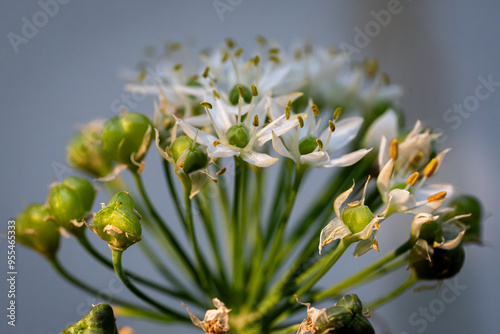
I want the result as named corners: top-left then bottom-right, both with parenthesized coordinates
top-left (49, 256), bottom-right (134, 308)
top-left (368, 273), bottom-right (418, 310)
top-left (131, 171), bottom-right (198, 281)
top-left (232, 157), bottom-right (244, 309)
top-left (161, 159), bottom-right (187, 228)
top-left (270, 324), bottom-right (300, 334)
top-left (112, 305), bottom-right (176, 323)
top-left (111, 249), bottom-right (190, 321)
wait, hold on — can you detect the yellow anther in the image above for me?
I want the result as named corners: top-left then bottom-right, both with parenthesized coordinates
top-left (237, 85), bottom-right (245, 99)
top-left (428, 191), bottom-right (447, 202)
top-left (363, 58), bottom-right (379, 78)
top-left (269, 55), bottom-right (280, 64)
top-left (405, 172), bottom-right (420, 187)
top-left (216, 167), bottom-right (227, 176)
top-left (253, 115), bottom-right (259, 127)
top-left (285, 101), bottom-right (292, 120)
top-left (202, 67), bottom-right (210, 78)
top-left (200, 102), bottom-right (213, 109)
top-left (173, 64), bottom-right (182, 71)
top-left (234, 47), bottom-right (243, 57)
top-left (251, 84), bottom-right (258, 97)
top-left (333, 107), bottom-right (343, 120)
top-left (137, 69), bottom-right (147, 82)
top-left (297, 115), bottom-right (304, 128)
top-left (221, 52), bottom-right (229, 63)
top-left (316, 139), bottom-right (323, 150)
top-left (179, 162), bottom-right (184, 168)
top-left (212, 90), bottom-right (220, 100)
top-left (169, 42), bottom-right (182, 51)
top-left (269, 47), bottom-right (280, 54)
top-left (373, 239), bottom-right (380, 252)
top-left (311, 104), bottom-right (320, 116)
top-left (423, 158), bottom-right (439, 177)
top-left (409, 152), bottom-right (424, 170)
top-left (225, 38), bottom-right (236, 49)
top-left (390, 139), bottom-right (398, 160)
top-left (213, 141), bottom-right (221, 147)
top-left (329, 120), bottom-right (335, 132)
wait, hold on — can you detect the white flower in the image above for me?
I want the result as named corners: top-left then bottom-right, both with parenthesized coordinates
top-left (177, 94), bottom-right (302, 168)
top-left (363, 109), bottom-right (399, 149)
top-left (319, 179), bottom-right (383, 257)
top-left (182, 298), bottom-right (231, 334)
top-left (272, 99), bottom-right (371, 168)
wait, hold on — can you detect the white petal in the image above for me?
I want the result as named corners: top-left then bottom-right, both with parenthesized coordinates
top-left (334, 182), bottom-right (355, 218)
top-left (300, 151), bottom-right (330, 167)
top-left (322, 148), bottom-right (372, 168)
top-left (378, 135), bottom-right (390, 168)
top-left (272, 131), bottom-right (296, 161)
top-left (327, 117), bottom-right (364, 151)
top-left (241, 151), bottom-right (279, 168)
top-left (257, 113), bottom-right (303, 146)
top-left (189, 172), bottom-right (208, 199)
top-left (377, 159), bottom-right (394, 201)
top-left (435, 229), bottom-right (466, 250)
top-left (353, 229), bottom-right (378, 258)
top-left (177, 119), bottom-right (218, 147)
top-left (405, 198), bottom-right (446, 215)
top-left (259, 64), bottom-right (291, 91)
top-left (382, 189), bottom-right (415, 216)
top-left (364, 109), bottom-right (399, 149)
top-left (410, 213), bottom-right (438, 238)
top-left (207, 143), bottom-right (239, 159)
top-left (319, 218), bottom-right (351, 254)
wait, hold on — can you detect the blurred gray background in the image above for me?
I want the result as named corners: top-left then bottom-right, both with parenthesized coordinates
top-left (1, 1), bottom-right (499, 333)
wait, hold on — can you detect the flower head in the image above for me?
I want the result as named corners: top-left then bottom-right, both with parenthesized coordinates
top-left (319, 178), bottom-right (382, 257)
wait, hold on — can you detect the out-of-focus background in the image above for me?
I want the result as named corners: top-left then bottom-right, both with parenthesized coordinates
top-left (1, 1), bottom-right (499, 333)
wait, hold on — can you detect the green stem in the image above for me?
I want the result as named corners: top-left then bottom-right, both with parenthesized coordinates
top-left (112, 305), bottom-right (176, 323)
top-left (162, 159), bottom-right (187, 228)
top-left (314, 240), bottom-right (412, 301)
top-left (368, 273), bottom-right (418, 310)
top-left (111, 249), bottom-right (189, 321)
top-left (270, 324), bottom-right (300, 334)
top-left (232, 157), bottom-right (244, 309)
top-left (49, 256), bottom-right (134, 308)
top-left (131, 171), bottom-right (198, 282)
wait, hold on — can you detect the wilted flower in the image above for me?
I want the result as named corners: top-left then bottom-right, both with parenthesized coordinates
top-left (182, 298), bottom-right (231, 334)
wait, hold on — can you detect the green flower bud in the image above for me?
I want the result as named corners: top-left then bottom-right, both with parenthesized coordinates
top-left (16, 203), bottom-right (60, 258)
top-left (46, 177), bottom-right (95, 235)
top-left (299, 136), bottom-right (319, 155)
top-left (341, 205), bottom-right (374, 234)
top-left (171, 136), bottom-right (209, 174)
top-left (441, 195), bottom-right (483, 243)
top-left (93, 192), bottom-right (142, 251)
top-left (229, 85), bottom-right (252, 105)
top-left (101, 112), bottom-right (154, 168)
top-left (226, 124), bottom-right (250, 148)
top-left (66, 122), bottom-right (114, 177)
top-left (410, 244), bottom-right (465, 280)
top-left (417, 221), bottom-right (443, 244)
top-left (62, 303), bottom-right (118, 334)
top-left (316, 294), bottom-right (375, 334)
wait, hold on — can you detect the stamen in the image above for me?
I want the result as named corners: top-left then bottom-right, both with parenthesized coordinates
top-left (251, 84), bottom-right (258, 97)
top-left (173, 64), bottom-right (182, 71)
top-left (252, 55), bottom-right (260, 66)
top-left (137, 69), bottom-right (147, 82)
top-left (405, 172), bottom-right (419, 187)
top-left (253, 115), bottom-right (259, 128)
top-left (212, 90), bottom-right (220, 100)
top-left (285, 101), bottom-right (292, 120)
top-left (316, 139), bottom-right (323, 151)
top-left (269, 47), bottom-right (280, 54)
top-left (329, 120), bottom-right (335, 132)
top-left (428, 191), bottom-right (447, 202)
top-left (225, 38), bottom-right (236, 49)
top-left (333, 107), bottom-right (342, 120)
top-left (311, 104), bottom-right (320, 116)
top-left (423, 158), bottom-right (439, 177)
top-left (216, 167), bottom-right (227, 176)
top-left (297, 115), bottom-right (304, 128)
top-left (361, 175), bottom-right (371, 205)
top-left (363, 58), bottom-right (379, 78)
top-left (390, 139), bottom-right (398, 160)
top-left (237, 85), bottom-right (245, 98)
top-left (169, 42), bottom-right (182, 52)
top-left (221, 52), bottom-right (229, 63)
top-left (213, 141), bottom-right (221, 147)
top-left (200, 102), bottom-right (213, 109)
top-left (256, 35), bottom-right (267, 46)
top-left (202, 67), bottom-right (210, 78)
top-left (269, 55), bottom-right (280, 64)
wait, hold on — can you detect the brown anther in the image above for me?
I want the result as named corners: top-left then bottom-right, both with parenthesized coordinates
top-left (297, 115), bottom-right (304, 128)
top-left (252, 55), bottom-right (260, 66)
top-left (390, 139), bottom-right (398, 160)
top-left (428, 191), bottom-right (447, 202)
top-left (200, 102), bottom-right (213, 109)
top-left (213, 141), bottom-right (221, 147)
top-left (423, 158), bottom-right (439, 177)
top-left (253, 115), bottom-right (259, 127)
top-left (179, 162), bottom-right (184, 168)
top-left (405, 172), bottom-right (420, 187)
top-left (285, 101), bottom-right (292, 120)
top-left (202, 67), bottom-right (210, 78)
top-left (237, 85), bottom-right (245, 98)
top-left (333, 107), bottom-right (342, 120)
top-left (216, 167), bottom-right (227, 176)
top-left (329, 120), bottom-right (335, 132)
top-left (408, 152), bottom-right (424, 170)
top-left (311, 104), bottom-right (320, 116)
top-left (373, 239), bottom-right (380, 252)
